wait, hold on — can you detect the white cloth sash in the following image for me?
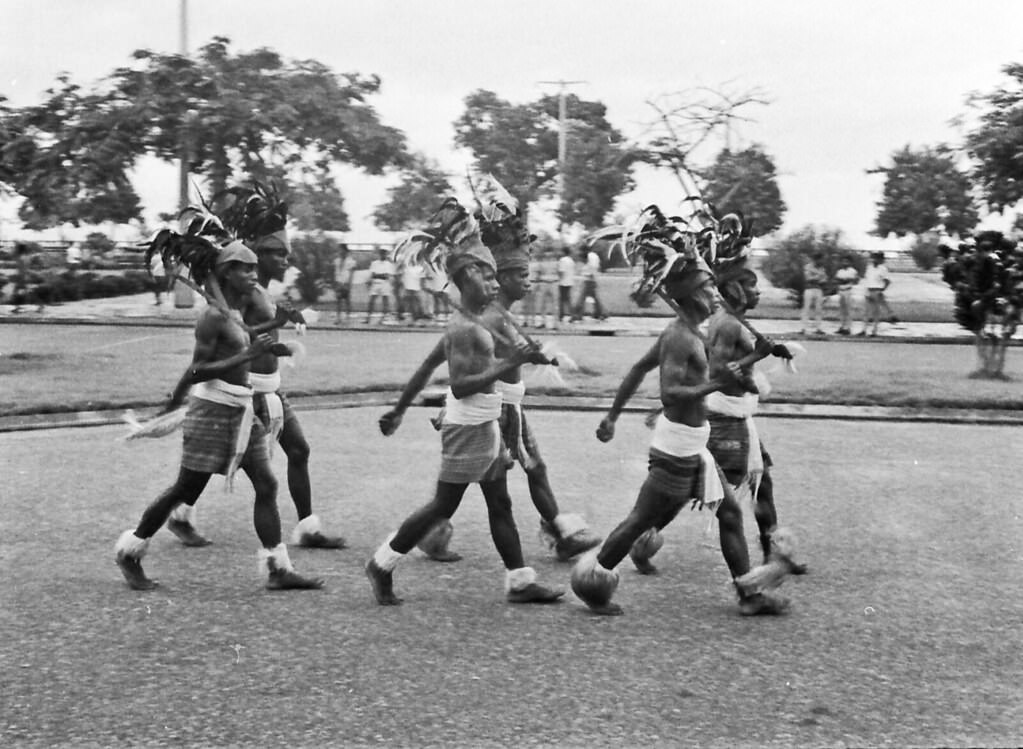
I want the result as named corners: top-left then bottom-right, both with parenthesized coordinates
top-left (193, 379), bottom-right (254, 491)
top-left (442, 388), bottom-right (503, 426)
top-left (650, 415), bottom-right (723, 509)
top-left (706, 391), bottom-right (764, 500)
top-left (494, 379), bottom-right (526, 406)
top-left (249, 371), bottom-right (284, 454)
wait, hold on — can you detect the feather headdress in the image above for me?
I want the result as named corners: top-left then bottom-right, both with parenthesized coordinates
top-left (209, 181), bottom-right (290, 252)
top-left (392, 197), bottom-right (495, 277)
top-left (468, 172), bottom-right (534, 271)
top-left (587, 204), bottom-right (710, 308)
top-left (144, 195), bottom-right (232, 290)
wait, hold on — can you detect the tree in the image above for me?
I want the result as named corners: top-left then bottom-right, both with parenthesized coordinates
top-left (288, 177), bottom-right (350, 233)
top-left (372, 153), bottom-right (454, 231)
top-left (453, 89), bottom-right (638, 229)
top-left (639, 84), bottom-right (770, 196)
top-left (869, 144), bottom-right (978, 237)
top-left (0, 37), bottom-right (408, 228)
top-left (964, 62), bottom-right (1023, 211)
top-left (2, 76), bottom-right (144, 228)
top-left (699, 144), bottom-right (786, 235)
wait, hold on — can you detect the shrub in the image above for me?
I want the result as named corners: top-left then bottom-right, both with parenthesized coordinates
top-left (289, 234), bottom-right (341, 304)
top-left (910, 236), bottom-right (941, 271)
top-left (760, 226), bottom-right (861, 307)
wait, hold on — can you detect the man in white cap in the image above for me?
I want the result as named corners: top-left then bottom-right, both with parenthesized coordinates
top-left (114, 240), bottom-right (324, 592)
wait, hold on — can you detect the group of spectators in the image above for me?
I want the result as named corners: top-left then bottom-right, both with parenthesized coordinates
top-left (799, 250), bottom-right (899, 336)
top-left (518, 244), bottom-right (607, 329)
top-left (327, 243), bottom-right (610, 328)
top-left (331, 245), bottom-right (450, 326)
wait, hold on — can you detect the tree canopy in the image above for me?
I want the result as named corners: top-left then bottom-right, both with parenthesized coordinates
top-left (0, 37), bottom-right (407, 229)
top-left (869, 144), bottom-right (978, 237)
top-left (699, 144), bottom-right (786, 235)
top-left (453, 89), bottom-right (638, 229)
top-left (372, 153), bottom-right (454, 231)
top-left (965, 62), bottom-right (1023, 212)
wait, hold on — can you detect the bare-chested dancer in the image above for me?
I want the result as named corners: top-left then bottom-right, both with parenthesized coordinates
top-left (114, 241), bottom-right (323, 591)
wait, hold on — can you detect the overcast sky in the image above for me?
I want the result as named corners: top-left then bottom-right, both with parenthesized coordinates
top-left (4, 0), bottom-right (1023, 244)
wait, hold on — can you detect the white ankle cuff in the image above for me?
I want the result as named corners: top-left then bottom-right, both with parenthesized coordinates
top-left (373, 533), bottom-right (404, 572)
top-left (170, 503), bottom-right (196, 524)
top-left (554, 513), bottom-right (587, 538)
top-left (291, 514), bottom-right (322, 543)
top-left (505, 566), bottom-right (537, 593)
top-left (258, 543), bottom-right (293, 575)
top-left (115, 530), bottom-right (149, 559)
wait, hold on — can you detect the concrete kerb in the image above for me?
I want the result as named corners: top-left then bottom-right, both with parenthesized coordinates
top-left (4, 389), bottom-right (1023, 434)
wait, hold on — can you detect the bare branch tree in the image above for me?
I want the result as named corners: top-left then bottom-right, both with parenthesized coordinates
top-left (638, 83), bottom-right (770, 197)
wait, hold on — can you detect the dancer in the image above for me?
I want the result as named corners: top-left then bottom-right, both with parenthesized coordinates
top-left (379, 187), bottom-right (601, 562)
top-left (366, 200), bottom-right (564, 605)
top-left (115, 233), bottom-right (322, 592)
top-left (572, 208), bottom-right (792, 616)
top-left (702, 254), bottom-right (807, 573)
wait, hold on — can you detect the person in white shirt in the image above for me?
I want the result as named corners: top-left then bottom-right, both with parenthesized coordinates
top-left (859, 252), bottom-right (890, 336)
top-left (556, 247), bottom-right (576, 323)
top-left (833, 254), bottom-right (859, 335)
top-left (365, 248), bottom-right (395, 323)
top-left (401, 262), bottom-right (426, 324)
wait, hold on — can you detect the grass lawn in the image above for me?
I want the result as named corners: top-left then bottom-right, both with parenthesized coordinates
top-left (3, 411), bottom-right (1021, 747)
top-left (2, 324), bottom-right (1023, 416)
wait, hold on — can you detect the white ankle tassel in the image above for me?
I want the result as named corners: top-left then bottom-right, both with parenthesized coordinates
top-left (170, 503), bottom-right (196, 524)
top-left (115, 530), bottom-right (149, 559)
top-left (258, 543), bottom-right (293, 575)
top-left (505, 566), bottom-right (537, 593)
top-left (372, 533), bottom-right (405, 572)
top-left (290, 514), bottom-right (321, 544)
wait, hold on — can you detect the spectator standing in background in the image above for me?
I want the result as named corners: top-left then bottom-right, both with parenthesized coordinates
top-left (365, 248), bottom-right (395, 324)
top-left (425, 264), bottom-right (450, 323)
top-left (150, 251), bottom-right (167, 306)
top-left (534, 247), bottom-right (559, 329)
top-left (332, 243), bottom-right (357, 324)
top-left (859, 251), bottom-right (890, 337)
top-left (800, 251), bottom-right (826, 335)
top-left (557, 246), bottom-right (576, 324)
top-left (401, 261), bottom-right (427, 325)
top-left (571, 245), bottom-right (607, 322)
top-left (833, 254), bottom-right (859, 335)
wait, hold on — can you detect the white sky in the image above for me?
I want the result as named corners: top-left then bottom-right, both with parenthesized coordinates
top-left (3, 0), bottom-right (1023, 245)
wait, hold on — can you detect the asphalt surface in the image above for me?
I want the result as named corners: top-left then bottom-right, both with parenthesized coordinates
top-left (3, 410), bottom-right (1021, 748)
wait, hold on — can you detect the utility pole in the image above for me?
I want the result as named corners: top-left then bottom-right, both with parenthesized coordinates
top-left (538, 79), bottom-right (585, 237)
top-left (177, 0), bottom-right (190, 213)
